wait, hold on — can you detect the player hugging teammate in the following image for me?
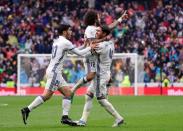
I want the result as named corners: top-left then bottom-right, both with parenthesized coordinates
top-left (21, 10), bottom-right (128, 127)
top-left (71, 10), bottom-right (128, 127)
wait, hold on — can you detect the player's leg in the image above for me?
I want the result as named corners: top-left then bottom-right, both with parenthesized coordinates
top-left (71, 58), bottom-right (96, 93)
top-left (21, 89), bottom-right (54, 125)
top-left (77, 91), bottom-right (94, 126)
top-left (21, 74), bottom-right (56, 125)
top-left (57, 80), bottom-right (77, 126)
top-left (97, 97), bottom-right (124, 127)
top-left (77, 81), bottom-right (95, 126)
top-left (58, 87), bottom-right (72, 118)
top-left (75, 58), bottom-right (97, 126)
top-left (97, 78), bottom-right (124, 127)
top-left (71, 71), bottom-right (96, 93)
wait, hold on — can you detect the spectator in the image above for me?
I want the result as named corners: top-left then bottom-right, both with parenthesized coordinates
top-left (0, 0), bottom-right (182, 86)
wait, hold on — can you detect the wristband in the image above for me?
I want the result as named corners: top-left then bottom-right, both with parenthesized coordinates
top-left (117, 17), bottom-right (122, 23)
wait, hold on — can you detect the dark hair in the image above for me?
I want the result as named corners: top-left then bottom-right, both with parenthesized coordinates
top-left (84, 10), bottom-right (98, 26)
top-left (101, 25), bottom-right (111, 36)
top-left (58, 24), bottom-right (70, 34)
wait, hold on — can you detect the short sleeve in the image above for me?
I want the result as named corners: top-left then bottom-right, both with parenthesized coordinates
top-left (66, 41), bottom-right (76, 50)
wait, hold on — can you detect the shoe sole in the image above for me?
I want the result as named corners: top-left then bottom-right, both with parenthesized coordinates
top-left (61, 121), bottom-right (77, 126)
top-left (77, 124), bottom-right (86, 127)
top-left (118, 120), bottom-right (124, 126)
top-left (76, 122), bottom-right (86, 127)
top-left (112, 120), bottom-right (124, 127)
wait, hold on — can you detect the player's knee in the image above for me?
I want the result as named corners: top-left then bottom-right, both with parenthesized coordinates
top-left (64, 91), bottom-right (72, 97)
top-left (98, 100), bottom-right (105, 107)
top-left (42, 95), bottom-right (51, 101)
top-left (42, 91), bottom-right (53, 101)
top-left (86, 72), bottom-right (96, 81)
top-left (97, 96), bottom-right (106, 106)
top-left (61, 87), bottom-right (72, 97)
top-left (85, 92), bottom-right (94, 101)
top-left (63, 96), bottom-right (71, 100)
top-left (97, 95), bottom-right (106, 100)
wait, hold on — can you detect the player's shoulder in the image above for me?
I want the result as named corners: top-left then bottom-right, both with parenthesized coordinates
top-left (108, 40), bottom-right (114, 45)
top-left (57, 36), bottom-right (72, 46)
top-left (85, 25), bottom-right (97, 31)
top-left (58, 36), bottom-right (69, 42)
top-left (85, 26), bottom-right (97, 38)
top-left (101, 40), bottom-right (114, 46)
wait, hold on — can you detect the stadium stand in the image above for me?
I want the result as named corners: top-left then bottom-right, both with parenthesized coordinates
top-left (0, 0), bottom-right (182, 88)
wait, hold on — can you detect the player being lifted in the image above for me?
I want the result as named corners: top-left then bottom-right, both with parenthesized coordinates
top-left (21, 24), bottom-right (97, 126)
top-left (71, 10), bottom-right (127, 126)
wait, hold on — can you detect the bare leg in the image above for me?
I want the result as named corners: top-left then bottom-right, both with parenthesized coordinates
top-left (21, 89), bottom-right (54, 125)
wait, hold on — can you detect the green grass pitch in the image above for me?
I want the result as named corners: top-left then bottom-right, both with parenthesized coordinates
top-left (0, 96), bottom-right (183, 131)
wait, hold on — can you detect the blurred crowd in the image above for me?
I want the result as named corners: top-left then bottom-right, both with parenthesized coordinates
top-left (0, 0), bottom-right (183, 87)
top-left (19, 56), bottom-right (136, 87)
top-left (20, 57), bottom-right (86, 85)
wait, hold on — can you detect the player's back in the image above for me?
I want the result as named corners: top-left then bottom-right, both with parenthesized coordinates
top-left (46, 36), bottom-right (74, 74)
top-left (84, 26), bottom-right (97, 73)
top-left (96, 41), bottom-right (114, 77)
top-left (84, 26), bottom-right (97, 39)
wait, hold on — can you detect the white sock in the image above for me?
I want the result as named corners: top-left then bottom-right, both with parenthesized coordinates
top-left (71, 77), bottom-right (87, 92)
top-left (98, 99), bottom-right (123, 120)
top-left (62, 98), bottom-right (71, 116)
top-left (28, 96), bottom-right (44, 111)
top-left (80, 95), bottom-right (93, 122)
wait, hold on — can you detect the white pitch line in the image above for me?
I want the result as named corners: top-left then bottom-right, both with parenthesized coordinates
top-left (0, 103), bottom-right (8, 107)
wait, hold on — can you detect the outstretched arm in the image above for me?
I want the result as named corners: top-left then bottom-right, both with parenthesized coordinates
top-left (70, 43), bottom-right (98, 57)
top-left (77, 45), bottom-right (86, 50)
top-left (70, 47), bottom-right (91, 56)
top-left (77, 40), bottom-right (88, 50)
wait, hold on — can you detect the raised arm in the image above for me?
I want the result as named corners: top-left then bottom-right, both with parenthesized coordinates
top-left (108, 10), bottom-right (128, 30)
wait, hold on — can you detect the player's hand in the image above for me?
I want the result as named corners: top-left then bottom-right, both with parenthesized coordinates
top-left (122, 10), bottom-right (128, 18)
top-left (84, 39), bottom-right (90, 47)
top-left (117, 10), bottom-right (128, 22)
top-left (105, 35), bottom-right (112, 41)
top-left (90, 42), bottom-right (99, 49)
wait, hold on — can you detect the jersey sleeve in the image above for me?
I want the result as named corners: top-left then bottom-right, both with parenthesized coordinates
top-left (77, 44), bottom-right (85, 50)
top-left (70, 47), bottom-right (91, 56)
top-left (66, 41), bottom-right (76, 50)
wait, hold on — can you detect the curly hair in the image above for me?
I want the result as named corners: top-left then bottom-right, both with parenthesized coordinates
top-left (84, 10), bottom-right (98, 26)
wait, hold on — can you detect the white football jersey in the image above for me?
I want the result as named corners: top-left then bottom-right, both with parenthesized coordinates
top-left (46, 36), bottom-right (91, 74)
top-left (84, 25), bottom-right (97, 39)
top-left (84, 25), bottom-right (98, 73)
top-left (96, 41), bottom-right (114, 77)
top-left (46, 36), bottom-right (75, 74)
